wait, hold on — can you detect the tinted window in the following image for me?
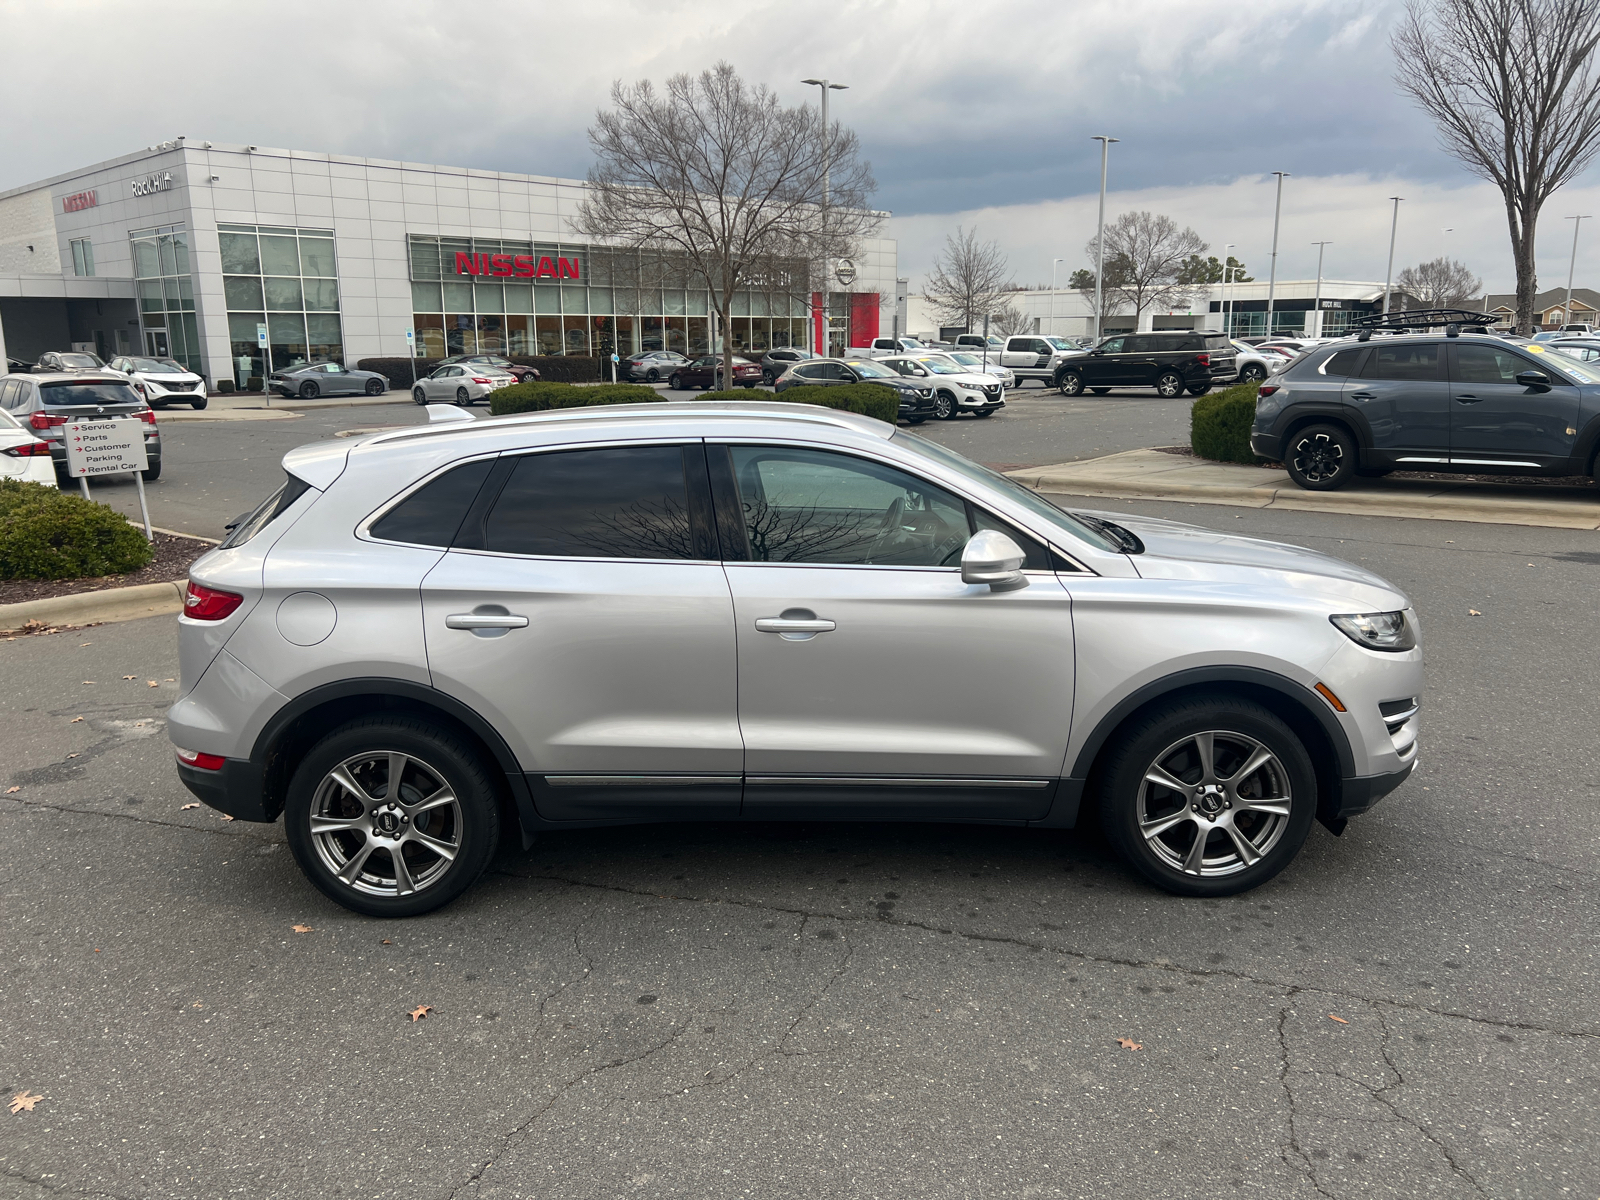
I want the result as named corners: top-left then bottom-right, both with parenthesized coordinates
top-left (1452, 344), bottom-right (1535, 384)
top-left (221, 473), bottom-right (313, 548)
top-left (816, 362), bottom-right (846, 381)
top-left (1202, 335), bottom-right (1230, 351)
top-left (1362, 343), bottom-right (1439, 381)
top-left (1098, 338), bottom-right (1125, 354)
top-left (483, 446), bottom-right (695, 559)
top-left (792, 364), bottom-right (823, 380)
top-left (1122, 337), bottom-right (1152, 353)
top-left (729, 446), bottom-right (969, 567)
top-left (40, 381), bottom-right (140, 406)
top-left (1322, 348), bottom-right (1366, 376)
top-left (370, 459), bottom-right (493, 546)
top-left (0, 380), bottom-right (17, 409)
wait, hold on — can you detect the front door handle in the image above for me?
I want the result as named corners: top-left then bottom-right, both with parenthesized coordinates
top-left (1455, 394), bottom-right (1482, 403)
top-left (755, 617), bottom-right (836, 634)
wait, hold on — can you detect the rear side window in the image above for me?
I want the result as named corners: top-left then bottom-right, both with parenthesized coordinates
top-left (40, 381), bottom-right (140, 406)
top-left (370, 459), bottom-right (494, 546)
top-left (1362, 343), bottom-right (1439, 381)
top-left (1174, 336), bottom-right (1202, 352)
top-left (481, 446), bottom-right (697, 559)
top-left (1202, 335), bottom-right (1230, 351)
top-left (1322, 348), bottom-right (1366, 376)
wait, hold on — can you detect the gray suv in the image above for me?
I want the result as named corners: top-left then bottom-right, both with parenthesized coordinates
top-left (169, 402), bottom-right (1421, 915)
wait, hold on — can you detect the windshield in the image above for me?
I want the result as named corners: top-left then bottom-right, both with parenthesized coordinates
top-left (894, 431), bottom-right (1124, 554)
top-left (909, 358), bottom-right (965, 375)
top-left (847, 360), bottom-right (896, 378)
top-left (130, 358), bottom-right (184, 373)
top-left (900, 337), bottom-right (926, 349)
top-left (946, 353), bottom-right (984, 366)
top-left (1044, 337), bottom-right (1076, 350)
top-left (40, 381), bottom-right (141, 406)
top-left (1526, 342), bottom-right (1600, 384)
top-left (56, 352), bottom-right (103, 368)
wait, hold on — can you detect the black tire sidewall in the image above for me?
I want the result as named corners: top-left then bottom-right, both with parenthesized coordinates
top-left (1156, 372), bottom-right (1184, 397)
top-left (300, 382), bottom-right (318, 399)
top-left (1285, 423), bottom-right (1356, 491)
top-left (283, 717), bottom-right (501, 918)
top-left (413, 389), bottom-right (426, 405)
top-left (935, 392), bottom-right (956, 418)
top-left (1096, 695), bottom-right (1316, 897)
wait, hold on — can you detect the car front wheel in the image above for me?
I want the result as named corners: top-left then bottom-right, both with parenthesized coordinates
top-left (1285, 423), bottom-right (1357, 491)
top-left (1155, 371), bottom-right (1186, 398)
top-left (1096, 695), bottom-right (1316, 897)
top-left (1057, 371), bottom-right (1085, 396)
top-left (669, 373), bottom-right (684, 390)
top-left (365, 378), bottom-right (385, 396)
top-left (190, 397), bottom-right (208, 410)
top-left (1240, 363), bottom-right (1267, 383)
top-left (413, 387), bottom-right (427, 405)
top-left (933, 391), bottom-right (957, 419)
top-left (284, 716), bottom-right (501, 917)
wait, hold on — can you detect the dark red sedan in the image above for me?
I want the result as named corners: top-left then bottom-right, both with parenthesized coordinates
top-left (435, 354), bottom-right (541, 383)
top-left (668, 355), bottom-right (763, 390)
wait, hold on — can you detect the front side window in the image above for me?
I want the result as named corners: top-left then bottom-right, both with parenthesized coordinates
top-left (482, 446), bottom-right (697, 559)
top-left (728, 446), bottom-right (969, 567)
top-left (1451, 344), bottom-right (1529, 384)
top-left (1362, 343), bottom-right (1439, 381)
top-left (1099, 338), bottom-right (1126, 354)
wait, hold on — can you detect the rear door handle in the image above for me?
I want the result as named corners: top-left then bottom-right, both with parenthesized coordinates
top-left (1455, 394), bottom-right (1482, 403)
top-left (446, 610), bottom-right (529, 631)
top-left (1349, 390), bottom-right (1376, 400)
top-left (755, 617), bottom-right (836, 634)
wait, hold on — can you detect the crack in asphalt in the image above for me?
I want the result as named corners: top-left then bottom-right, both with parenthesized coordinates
top-left (1275, 991), bottom-right (1338, 1199)
top-left (0, 795), bottom-right (274, 841)
top-left (0, 1164), bottom-right (138, 1200)
top-left (1367, 1006), bottom-right (1489, 1196)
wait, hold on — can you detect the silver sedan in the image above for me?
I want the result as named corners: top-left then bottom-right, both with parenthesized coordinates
top-left (410, 364), bottom-right (517, 406)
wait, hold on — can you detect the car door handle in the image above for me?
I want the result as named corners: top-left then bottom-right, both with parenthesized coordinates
top-left (755, 617), bottom-right (836, 633)
top-left (1349, 391), bottom-right (1376, 400)
top-left (1455, 394), bottom-right (1482, 403)
top-left (446, 612), bottom-right (529, 630)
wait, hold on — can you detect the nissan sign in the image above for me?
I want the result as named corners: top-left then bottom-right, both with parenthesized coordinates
top-left (131, 171), bottom-right (174, 197)
top-left (62, 189), bottom-right (98, 213)
top-left (453, 251), bottom-right (581, 280)
top-left (834, 259), bottom-right (857, 286)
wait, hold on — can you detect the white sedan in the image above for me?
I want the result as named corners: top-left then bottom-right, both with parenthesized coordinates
top-left (108, 356), bottom-right (209, 410)
top-left (0, 406), bottom-right (57, 488)
top-left (410, 363), bottom-right (517, 406)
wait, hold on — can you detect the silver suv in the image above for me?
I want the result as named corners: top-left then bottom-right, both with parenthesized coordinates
top-left (168, 402), bottom-right (1421, 916)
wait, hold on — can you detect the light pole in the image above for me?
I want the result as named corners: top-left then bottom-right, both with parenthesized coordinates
top-left (1051, 257), bottom-right (1063, 338)
top-left (1265, 171), bottom-right (1289, 340)
top-left (802, 78), bottom-right (847, 356)
top-left (1311, 241), bottom-right (1331, 336)
top-left (1564, 214), bottom-right (1590, 327)
top-left (1221, 243), bottom-right (1235, 338)
top-left (1091, 135), bottom-right (1118, 340)
top-left (1382, 196), bottom-right (1403, 315)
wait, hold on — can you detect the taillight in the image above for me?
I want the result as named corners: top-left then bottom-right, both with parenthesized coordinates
top-left (137, 409), bottom-right (157, 426)
top-left (472, 376), bottom-right (492, 384)
top-left (29, 412), bottom-right (66, 431)
top-left (183, 581), bottom-right (244, 621)
top-left (1, 441), bottom-right (52, 457)
top-left (1195, 352), bottom-right (1210, 366)
top-left (175, 747), bottom-right (226, 771)
top-left (1257, 385), bottom-right (1279, 397)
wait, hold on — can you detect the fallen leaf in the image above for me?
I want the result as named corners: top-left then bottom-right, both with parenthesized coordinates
top-left (408, 1005), bottom-right (433, 1022)
top-left (8, 1091), bottom-right (43, 1114)
top-left (93, 948), bottom-right (100, 953)
top-left (192, 1001), bottom-right (204, 1008)
top-left (219, 814), bottom-right (234, 821)
top-left (292, 924), bottom-right (314, 934)
top-left (123, 675), bottom-right (136, 680)
top-left (4, 787), bottom-right (18, 794)
top-left (66, 753), bottom-right (78, 759)
top-left (179, 803), bottom-right (200, 810)
top-left (82, 681), bottom-right (95, 685)
top-left (381, 939), bottom-right (392, 945)
top-left (1116, 1037), bottom-right (1142, 1051)
top-left (165, 678), bottom-right (175, 682)
top-left (1468, 609), bottom-right (1482, 616)
top-left (69, 716), bottom-right (84, 723)
top-left (147, 681), bottom-right (158, 688)
top-left (1328, 1014), bottom-right (1349, 1024)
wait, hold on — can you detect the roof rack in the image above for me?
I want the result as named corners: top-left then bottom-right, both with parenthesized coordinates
top-left (1348, 308), bottom-right (1499, 341)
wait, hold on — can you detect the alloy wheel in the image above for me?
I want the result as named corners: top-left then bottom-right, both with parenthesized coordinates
top-left (456, 387), bottom-right (471, 406)
top-left (1136, 731), bottom-right (1292, 877)
top-left (1156, 372), bottom-right (1184, 398)
top-left (934, 391), bottom-right (956, 419)
top-left (1291, 432), bottom-right (1345, 483)
top-left (307, 750), bottom-right (463, 898)
top-left (1058, 372), bottom-right (1084, 396)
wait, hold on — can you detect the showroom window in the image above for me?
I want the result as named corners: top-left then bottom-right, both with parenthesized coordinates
top-left (70, 238), bottom-right (95, 277)
top-left (129, 225), bottom-right (201, 373)
top-left (220, 223), bottom-right (342, 389)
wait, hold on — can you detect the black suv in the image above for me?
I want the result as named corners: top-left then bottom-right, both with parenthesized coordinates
top-left (1054, 331), bottom-right (1238, 398)
top-left (1250, 333), bottom-right (1600, 490)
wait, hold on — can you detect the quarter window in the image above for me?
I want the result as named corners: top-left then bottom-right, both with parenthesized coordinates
top-left (1322, 348), bottom-right (1366, 376)
top-left (1361, 343), bottom-right (1439, 381)
top-left (370, 459), bottom-right (494, 547)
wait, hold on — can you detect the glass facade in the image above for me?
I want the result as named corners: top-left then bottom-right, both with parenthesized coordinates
top-left (130, 225), bottom-right (201, 372)
top-left (406, 235), bottom-right (812, 359)
top-left (219, 223), bottom-right (342, 388)
top-left (70, 238), bottom-right (95, 277)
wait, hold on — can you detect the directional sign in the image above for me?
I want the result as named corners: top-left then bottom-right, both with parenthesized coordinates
top-left (64, 419), bottom-right (148, 477)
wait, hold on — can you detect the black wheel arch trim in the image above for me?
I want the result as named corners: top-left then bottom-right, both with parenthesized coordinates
top-left (1271, 404), bottom-right (1374, 457)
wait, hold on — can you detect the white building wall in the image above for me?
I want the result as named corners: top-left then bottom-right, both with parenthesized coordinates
top-left (0, 187), bottom-right (63, 274)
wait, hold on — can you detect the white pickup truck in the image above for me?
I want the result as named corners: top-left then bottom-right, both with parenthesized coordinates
top-left (998, 334), bottom-right (1085, 386)
top-left (847, 336), bottom-right (931, 358)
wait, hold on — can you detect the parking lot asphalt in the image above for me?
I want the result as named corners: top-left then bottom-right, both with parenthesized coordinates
top-left (3, 497), bottom-right (1596, 1199)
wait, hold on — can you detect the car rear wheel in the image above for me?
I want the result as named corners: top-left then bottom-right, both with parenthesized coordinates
top-left (1240, 363), bottom-right (1268, 383)
top-left (1285, 423), bottom-right (1356, 491)
top-left (645, 368), bottom-right (660, 383)
top-left (365, 378), bottom-right (385, 396)
top-left (1057, 371), bottom-right (1085, 396)
top-left (933, 391), bottom-right (957, 419)
top-left (1096, 694), bottom-right (1316, 897)
top-left (413, 387), bottom-right (427, 406)
top-left (975, 408), bottom-right (997, 417)
top-left (1155, 371), bottom-right (1186, 398)
top-left (284, 716), bottom-right (501, 917)
top-left (1187, 383), bottom-right (1212, 397)
top-left (1090, 387), bottom-right (1111, 395)
top-left (299, 381), bottom-right (320, 400)
top-left (140, 460), bottom-right (161, 482)
top-left (455, 387), bottom-right (471, 406)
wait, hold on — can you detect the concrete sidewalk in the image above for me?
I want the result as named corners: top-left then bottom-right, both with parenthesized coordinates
top-left (1010, 448), bottom-right (1600, 530)
top-left (160, 392), bottom-right (410, 420)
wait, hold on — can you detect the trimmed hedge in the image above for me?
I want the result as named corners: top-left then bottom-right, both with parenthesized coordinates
top-left (1190, 381), bottom-right (1261, 465)
top-left (357, 356), bottom-right (604, 385)
top-left (771, 383), bottom-right (901, 425)
top-left (490, 381), bottom-right (661, 416)
top-left (0, 480), bottom-right (154, 580)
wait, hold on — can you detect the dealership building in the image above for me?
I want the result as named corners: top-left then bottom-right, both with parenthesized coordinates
top-left (0, 140), bottom-right (898, 387)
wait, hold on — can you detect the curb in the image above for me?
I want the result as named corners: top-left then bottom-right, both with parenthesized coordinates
top-left (0, 580), bottom-right (186, 634)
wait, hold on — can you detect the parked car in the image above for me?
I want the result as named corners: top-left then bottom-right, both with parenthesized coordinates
top-left (878, 354), bottom-right (1006, 419)
top-left (0, 372), bottom-right (161, 482)
top-left (1233, 340), bottom-right (1292, 385)
top-left (6, 356), bottom-right (33, 373)
top-left (409, 363), bottom-right (515, 406)
top-left (669, 355), bottom-right (763, 390)
top-left (269, 362), bottom-right (391, 400)
top-left (942, 351), bottom-right (1017, 390)
top-left (168, 400), bottom-right (1421, 915)
top-left (1250, 333), bottom-right (1600, 490)
top-left (772, 357), bottom-right (937, 422)
top-left (848, 336), bottom-right (931, 358)
top-left (33, 350), bottom-right (107, 373)
top-left (952, 333), bottom-right (1007, 353)
top-left (620, 351), bottom-right (690, 382)
top-left (1548, 338), bottom-right (1600, 364)
top-left (999, 335), bottom-right (1086, 387)
top-left (434, 354), bottom-right (540, 383)
top-left (1559, 323), bottom-right (1596, 335)
top-left (1054, 331), bottom-right (1238, 397)
top-left (0, 404), bottom-right (57, 488)
top-left (760, 346), bottom-right (818, 385)
top-left (109, 356), bottom-right (209, 409)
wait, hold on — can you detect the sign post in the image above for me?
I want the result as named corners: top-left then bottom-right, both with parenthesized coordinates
top-left (64, 419), bottom-right (152, 541)
top-left (405, 327), bottom-right (417, 390)
top-left (611, 352), bottom-right (619, 384)
top-left (256, 323), bottom-right (269, 404)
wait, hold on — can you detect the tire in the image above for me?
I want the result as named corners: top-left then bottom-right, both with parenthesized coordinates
top-left (1187, 383), bottom-right (1212, 397)
top-left (1240, 363), bottom-right (1268, 384)
top-left (1090, 387), bottom-right (1111, 395)
top-left (413, 387), bottom-right (427, 406)
top-left (1155, 371), bottom-right (1186, 398)
top-left (140, 459), bottom-right (161, 482)
top-left (1057, 371), bottom-right (1085, 397)
top-left (365, 378), bottom-right (385, 396)
top-left (283, 716), bottom-right (501, 918)
top-left (907, 416), bottom-right (928, 425)
top-left (190, 397), bottom-right (208, 410)
top-left (762, 369), bottom-right (775, 385)
top-left (1095, 694), bottom-right (1316, 897)
top-left (1285, 423), bottom-right (1357, 491)
top-left (669, 373), bottom-right (684, 390)
top-left (645, 368), bottom-right (660, 383)
top-left (455, 387), bottom-right (471, 406)
top-left (299, 381), bottom-right (319, 400)
top-left (975, 408), bottom-right (996, 418)
top-left (933, 391), bottom-right (957, 420)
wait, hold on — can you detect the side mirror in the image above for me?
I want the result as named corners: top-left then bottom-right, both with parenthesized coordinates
top-left (1090, 348), bottom-right (1103, 356)
top-left (960, 530), bottom-right (1028, 592)
top-left (1516, 369), bottom-right (1551, 391)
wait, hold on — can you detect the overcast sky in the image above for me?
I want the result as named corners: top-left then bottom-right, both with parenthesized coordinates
top-left (3, 0), bottom-right (1597, 294)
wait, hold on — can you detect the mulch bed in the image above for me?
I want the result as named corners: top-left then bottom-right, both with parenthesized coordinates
top-left (0, 532), bottom-right (213, 607)
top-left (1153, 445), bottom-right (1597, 489)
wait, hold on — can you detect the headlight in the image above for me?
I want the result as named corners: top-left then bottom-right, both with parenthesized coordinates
top-left (1330, 611), bottom-right (1415, 652)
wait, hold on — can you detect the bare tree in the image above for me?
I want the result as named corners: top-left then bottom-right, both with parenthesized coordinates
top-left (577, 63), bottom-right (879, 390)
top-left (1394, 256), bottom-right (1484, 308)
top-left (924, 227), bottom-right (1012, 332)
top-left (1068, 265), bottom-right (1129, 332)
top-left (1085, 212), bottom-right (1207, 327)
top-left (1394, 0), bottom-right (1600, 334)
top-left (989, 302), bottom-right (1034, 337)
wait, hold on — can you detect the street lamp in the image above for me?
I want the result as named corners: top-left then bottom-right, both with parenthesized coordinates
top-left (1382, 196), bottom-right (1403, 316)
top-left (1565, 214), bottom-right (1590, 328)
top-left (802, 78), bottom-right (848, 356)
top-left (1311, 241), bottom-right (1331, 336)
top-left (1051, 257), bottom-right (1064, 337)
top-left (1221, 243), bottom-right (1235, 338)
top-left (1091, 135), bottom-right (1118, 340)
top-left (1265, 171), bottom-right (1289, 340)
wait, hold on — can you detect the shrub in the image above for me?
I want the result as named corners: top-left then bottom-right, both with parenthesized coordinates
top-left (490, 381), bottom-right (661, 416)
top-left (772, 382), bottom-right (902, 425)
top-left (356, 356), bottom-right (604, 385)
top-left (1190, 382), bottom-right (1261, 465)
top-left (0, 480), bottom-right (154, 580)
top-left (217, 379), bottom-right (235, 394)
